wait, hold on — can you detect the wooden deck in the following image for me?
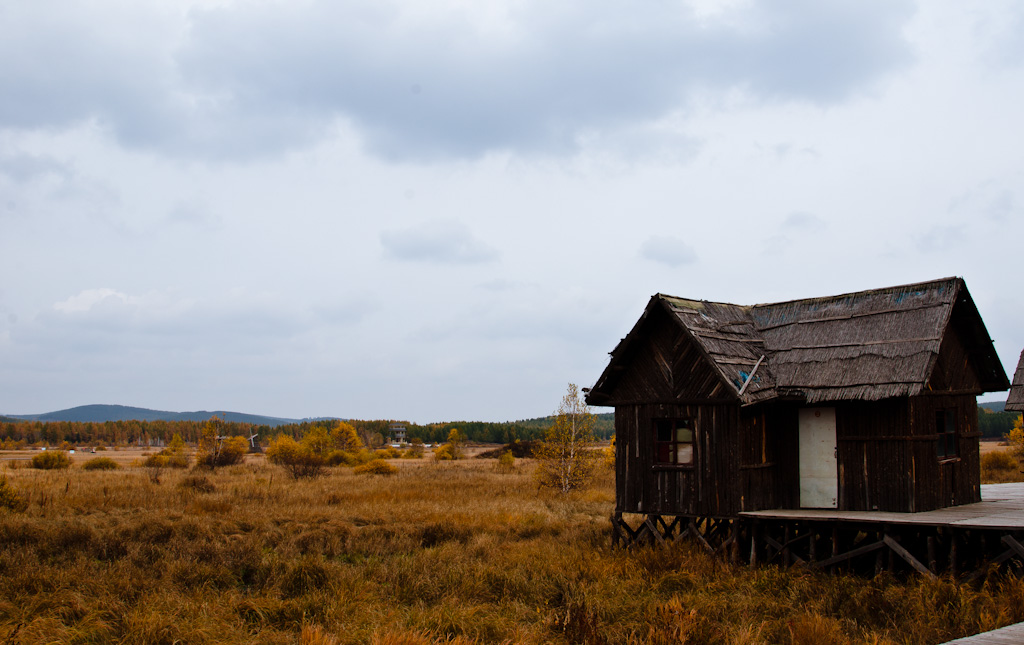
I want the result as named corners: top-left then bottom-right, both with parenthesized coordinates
top-left (943, 621), bottom-right (1024, 644)
top-left (741, 483), bottom-right (1024, 530)
top-left (612, 484), bottom-right (1024, 578)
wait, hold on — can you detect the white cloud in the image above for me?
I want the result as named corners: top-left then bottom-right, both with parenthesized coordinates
top-left (53, 288), bottom-right (130, 313)
top-left (380, 220), bottom-right (497, 263)
top-left (640, 236), bottom-right (698, 267)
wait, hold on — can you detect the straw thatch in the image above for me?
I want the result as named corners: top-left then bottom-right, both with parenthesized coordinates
top-left (589, 277), bottom-right (1008, 407)
top-left (1007, 350), bottom-right (1024, 412)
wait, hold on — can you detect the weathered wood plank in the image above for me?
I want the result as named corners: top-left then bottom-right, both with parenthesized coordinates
top-left (941, 621), bottom-right (1024, 644)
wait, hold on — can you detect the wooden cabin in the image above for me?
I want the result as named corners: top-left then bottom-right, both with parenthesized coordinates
top-left (1006, 350), bottom-right (1024, 413)
top-left (586, 277), bottom-right (1009, 517)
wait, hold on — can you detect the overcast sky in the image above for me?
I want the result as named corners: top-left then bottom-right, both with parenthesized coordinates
top-left (1, 0), bottom-right (1022, 422)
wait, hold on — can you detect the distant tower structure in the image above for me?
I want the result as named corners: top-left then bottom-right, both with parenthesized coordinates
top-left (389, 422), bottom-right (407, 445)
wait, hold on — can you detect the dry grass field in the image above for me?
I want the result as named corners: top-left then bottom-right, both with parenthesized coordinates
top-left (2, 454), bottom-right (1024, 644)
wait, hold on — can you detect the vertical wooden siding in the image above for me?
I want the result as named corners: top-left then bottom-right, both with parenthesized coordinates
top-left (908, 394), bottom-right (981, 510)
top-left (615, 402), bottom-right (741, 516)
top-left (836, 399), bottom-right (911, 511)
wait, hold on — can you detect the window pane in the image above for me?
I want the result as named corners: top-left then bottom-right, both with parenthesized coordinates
top-left (656, 423), bottom-right (672, 443)
top-left (676, 427), bottom-right (693, 443)
top-left (676, 444), bottom-right (693, 464)
top-left (656, 442), bottom-right (673, 464)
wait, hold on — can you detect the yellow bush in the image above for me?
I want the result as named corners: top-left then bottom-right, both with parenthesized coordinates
top-left (981, 450), bottom-right (1018, 472)
top-left (31, 450), bottom-right (71, 470)
top-left (496, 451), bottom-right (516, 472)
top-left (354, 460), bottom-right (398, 476)
top-left (433, 443), bottom-right (457, 461)
top-left (267, 435), bottom-right (326, 479)
top-left (0, 476), bottom-right (27, 512)
top-left (82, 457), bottom-right (119, 471)
top-left (326, 450), bottom-right (358, 467)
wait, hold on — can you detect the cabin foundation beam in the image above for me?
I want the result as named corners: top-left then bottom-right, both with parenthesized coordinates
top-left (611, 514), bottom-right (1024, 581)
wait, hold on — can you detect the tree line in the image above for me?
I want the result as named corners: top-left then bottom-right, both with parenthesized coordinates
top-left (0, 413), bottom-right (615, 448)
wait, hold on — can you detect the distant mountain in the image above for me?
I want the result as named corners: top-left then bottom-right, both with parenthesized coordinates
top-left (979, 401), bottom-right (1006, 413)
top-left (4, 404), bottom-right (301, 427)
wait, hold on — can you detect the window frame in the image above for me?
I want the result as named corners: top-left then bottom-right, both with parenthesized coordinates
top-left (652, 417), bottom-right (695, 468)
top-left (935, 409), bottom-right (958, 460)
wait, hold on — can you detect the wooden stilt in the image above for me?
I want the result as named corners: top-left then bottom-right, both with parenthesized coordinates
top-left (950, 534), bottom-right (958, 579)
top-left (927, 536), bottom-right (937, 574)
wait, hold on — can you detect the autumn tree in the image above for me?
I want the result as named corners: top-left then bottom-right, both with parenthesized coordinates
top-left (535, 383), bottom-right (597, 493)
top-left (330, 421), bottom-right (363, 452)
top-left (434, 427), bottom-right (465, 461)
top-left (1009, 414), bottom-right (1024, 461)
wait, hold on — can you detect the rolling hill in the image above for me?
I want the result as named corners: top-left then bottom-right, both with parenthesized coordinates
top-left (4, 404), bottom-right (300, 427)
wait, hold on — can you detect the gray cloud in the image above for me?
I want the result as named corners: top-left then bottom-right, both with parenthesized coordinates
top-left (917, 225), bottom-right (967, 253)
top-left (0, 152), bottom-right (72, 183)
top-left (781, 211), bottom-right (827, 231)
top-left (380, 220), bottom-right (497, 264)
top-left (640, 235), bottom-right (698, 267)
top-left (0, 0), bottom-right (915, 161)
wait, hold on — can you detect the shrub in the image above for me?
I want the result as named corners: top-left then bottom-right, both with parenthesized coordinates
top-left (31, 450), bottom-right (71, 470)
top-left (156, 433), bottom-right (190, 468)
top-left (178, 474), bottom-right (216, 494)
top-left (0, 476), bottom-right (27, 512)
top-left (496, 451), bottom-right (516, 471)
top-left (476, 441), bottom-right (539, 459)
top-left (354, 460), bottom-right (398, 476)
top-left (982, 450), bottom-right (1018, 472)
top-left (326, 450), bottom-right (358, 467)
top-left (354, 448), bottom-right (377, 464)
top-left (196, 418), bottom-right (248, 468)
top-left (402, 445), bottom-right (424, 459)
top-left (82, 457), bottom-right (119, 471)
top-left (604, 435), bottom-right (616, 470)
top-left (375, 447), bottom-right (400, 459)
top-left (433, 443), bottom-right (457, 461)
top-left (267, 435), bottom-right (326, 479)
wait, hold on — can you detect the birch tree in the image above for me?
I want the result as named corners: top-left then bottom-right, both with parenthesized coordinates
top-left (535, 383), bottom-right (597, 493)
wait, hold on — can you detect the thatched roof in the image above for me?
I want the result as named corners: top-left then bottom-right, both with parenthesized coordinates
top-left (588, 277), bottom-right (1009, 407)
top-left (1007, 350), bottom-right (1024, 412)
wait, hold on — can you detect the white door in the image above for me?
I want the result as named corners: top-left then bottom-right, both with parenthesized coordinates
top-left (798, 407), bottom-right (837, 508)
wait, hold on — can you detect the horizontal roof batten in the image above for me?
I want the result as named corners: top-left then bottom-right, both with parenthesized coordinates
top-left (754, 301), bottom-right (951, 332)
top-left (774, 339), bottom-right (941, 350)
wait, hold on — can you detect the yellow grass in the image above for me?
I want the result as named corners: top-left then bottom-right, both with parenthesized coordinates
top-left (0, 456), bottom-right (1022, 643)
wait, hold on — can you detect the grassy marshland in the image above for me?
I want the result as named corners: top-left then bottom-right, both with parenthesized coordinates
top-left (1, 456), bottom-right (1023, 644)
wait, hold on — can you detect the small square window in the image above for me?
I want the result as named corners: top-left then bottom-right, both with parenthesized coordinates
top-left (935, 409), bottom-right (957, 459)
top-left (654, 418), bottom-right (694, 466)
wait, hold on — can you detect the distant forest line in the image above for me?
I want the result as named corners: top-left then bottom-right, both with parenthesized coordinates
top-left (0, 413), bottom-right (616, 448)
top-left (0, 407), bottom-right (1016, 448)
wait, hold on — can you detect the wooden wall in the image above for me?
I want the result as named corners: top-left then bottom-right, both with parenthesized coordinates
top-left (835, 399), bottom-right (912, 511)
top-left (615, 402), bottom-right (742, 516)
top-left (908, 393), bottom-right (981, 510)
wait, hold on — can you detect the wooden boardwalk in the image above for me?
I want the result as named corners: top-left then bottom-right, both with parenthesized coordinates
top-left (943, 621), bottom-right (1024, 644)
top-left (741, 483), bottom-right (1024, 530)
